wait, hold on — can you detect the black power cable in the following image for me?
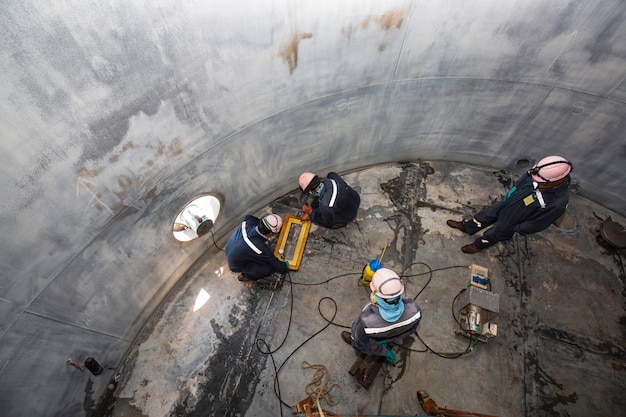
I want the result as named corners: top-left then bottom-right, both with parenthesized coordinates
top-left (251, 262), bottom-right (479, 415)
top-left (208, 229), bottom-right (225, 251)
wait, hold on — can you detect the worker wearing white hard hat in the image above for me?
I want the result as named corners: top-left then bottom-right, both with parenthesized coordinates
top-left (447, 155), bottom-right (573, 253)
top-left (299, 171), bottom-right (360, 229)
top-left (341, 268), bottom-right (422, 363)
top-left (225, 213), bottom-right (288, 282)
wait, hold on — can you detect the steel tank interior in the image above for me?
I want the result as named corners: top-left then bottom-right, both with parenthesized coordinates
top-left (0, 1), bottom-right (625, 416)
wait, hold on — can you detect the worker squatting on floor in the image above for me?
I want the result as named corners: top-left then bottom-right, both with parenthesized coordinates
top-left (342, 268), bottom-right (422, 363)
top-left (225, 214), bottom-right (289, 282)
top-left (298, 171), bottom-right (361, 229)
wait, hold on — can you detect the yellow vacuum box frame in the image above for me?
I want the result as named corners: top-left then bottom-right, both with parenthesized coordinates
top-left (273, 214), bottom-right (311, 271)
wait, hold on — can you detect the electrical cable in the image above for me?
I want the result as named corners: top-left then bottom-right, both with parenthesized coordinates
top-left (251, 261), bottom-right (483, 415)
top-left (209, 229), bottom-right (225, 251)
top-left (254, 276), bottom-right (340, 415)
top-left (287, 271), bottom-right (362, 286)
top-left (415, 331), bottom-right (475, 358)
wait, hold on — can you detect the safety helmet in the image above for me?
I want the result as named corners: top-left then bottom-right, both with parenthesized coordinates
top-left (262, 214), bottom-right (283, 234)
top-left (530, 156), bottom-right (572, 183)
top-left (299, 172), bottom-right (316, 192)
top-left (370, 268), bottom-right (404, 299)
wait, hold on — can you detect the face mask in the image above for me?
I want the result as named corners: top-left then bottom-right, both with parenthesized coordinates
top-left (309, 183), bottom-right (324, 196)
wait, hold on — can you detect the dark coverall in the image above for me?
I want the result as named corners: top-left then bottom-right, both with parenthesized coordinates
top-left (310, 172), bottom-right (360, 229)
top-left (350, 299), bottom-right (422, 357)
top-left (225, 215), bottom-right (288, 280)
top-left (463, 173), bottom-right (570, 249)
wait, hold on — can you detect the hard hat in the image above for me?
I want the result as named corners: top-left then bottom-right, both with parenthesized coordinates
top-left (530, 156), bottom-right (572, 182)
top-left (299, 172), bottom-right (316, 192)
top-left (370, 268), bottom-right (404, 299)
top-left (262, 214), bottom-right (282, 233)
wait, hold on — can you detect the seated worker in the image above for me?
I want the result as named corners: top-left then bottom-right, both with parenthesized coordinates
top-left (446, 155), bottom-right (572, 253)
top-left (341, 268), bottom-right (422, 363)
top-left (225, 213), bottom-right (289, 282)
top-left (298, 171), bottom-right (360, 229)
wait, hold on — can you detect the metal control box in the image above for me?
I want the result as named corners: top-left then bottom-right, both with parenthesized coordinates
top-left (455, 286), bottom-right (500, 341)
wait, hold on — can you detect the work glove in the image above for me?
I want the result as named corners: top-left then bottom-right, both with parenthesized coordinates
top-left (385, 349), bottom-right (396, 364)
top-left (376, 340), bottom-right (388, 348)
top-left (284, 260), bottom-right (290, 268)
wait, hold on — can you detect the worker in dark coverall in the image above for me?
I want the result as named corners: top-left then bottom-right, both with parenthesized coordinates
top-left (341, 268), bottom-right (422, 363)
top-left (447, 155), bottom-right (573, 254)
top-left (225, 213), bottom-right (289, 282)
top-left (298, 171), bottom-right (360, 229)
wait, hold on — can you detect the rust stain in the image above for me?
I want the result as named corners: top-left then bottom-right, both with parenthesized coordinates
top-left (377, 9), bottom-right (405, 32)
top-left (279, 32), bottom-right (313, 75)
top-left (76, 166), bottom-right (104, 178)
top-left (613, 362), bottom-right (626, 371)
top-left (342, 25), bottom-right (353, 42)
top-left (344, 11), bottom-right (405, 51)
top-left (115, 174), bottom-right (134, 201)
top-left (169, 137), bottom-right (182, 156)
top-left (144, 187), bottom-right (157, 199)
top-left (121, 141), bottom-right (136, 152)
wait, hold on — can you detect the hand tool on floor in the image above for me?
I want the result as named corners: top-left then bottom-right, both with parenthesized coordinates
top-left (292, 395), bottom-right (425, 416)
top-left (417, 389), bottom-right (500, 417)
top-left (67, 359), bottom-right (85, 371)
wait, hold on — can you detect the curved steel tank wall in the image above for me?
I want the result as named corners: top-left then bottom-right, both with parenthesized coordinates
top-left (0, 1), bottom-right (625, 415)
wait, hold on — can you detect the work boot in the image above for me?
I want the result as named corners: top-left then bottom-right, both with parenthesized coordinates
top-left (237, 274), bottom-right (251, 282)
top-left (461, 243), bottom-right (482, 254)
top-left (341, 331), bottom-right (352, 346)
top-left (446, 219), bottom-right (466, 233)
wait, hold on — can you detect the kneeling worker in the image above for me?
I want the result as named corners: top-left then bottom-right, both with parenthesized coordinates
top-left (342, 268), bottom-right (422, 363)
top-left (299, 171), bottom-right (360, 229)
top-left (225, 213), bottom-right (289, 282)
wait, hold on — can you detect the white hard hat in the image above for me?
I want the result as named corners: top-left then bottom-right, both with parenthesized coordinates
top-left (299, 172), bottom-right (316, 192)
top-left (530, 156), bottom-right (572, 183)
top-left (262, 214), bottom-right (282, 234)
top-left (370, 268), bottom-right (404, 299)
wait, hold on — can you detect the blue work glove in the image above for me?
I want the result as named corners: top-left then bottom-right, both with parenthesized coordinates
top-left (376, 340), bottom-right (388, 348)
top-left (385, 349), bottom-right (396, 363)
top-left (285, 260), bottom-right (290, 268)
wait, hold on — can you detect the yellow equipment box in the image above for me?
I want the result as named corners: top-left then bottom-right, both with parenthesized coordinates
top-left (274, 215), bottom-right (311, 271)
